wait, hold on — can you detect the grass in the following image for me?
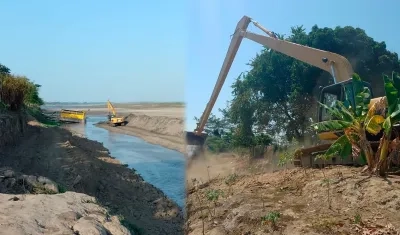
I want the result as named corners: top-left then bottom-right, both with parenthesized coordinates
top-left (261, 211), bottom-right (281, 229)
top-left (27, 107), bottom-right (60, 127)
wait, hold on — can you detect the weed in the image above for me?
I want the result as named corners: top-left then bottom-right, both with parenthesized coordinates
top-left (311, 218), bottom-right (337, 234)
top-left (278, 138), bottom-right (298, 169)
top-left (224, 173), bottom-right (238, 185)
top-left (225, 173), bottom-right (238, 196)
top-left (320, 176), bottom-right (332, 209)
top-left (206, 189), bottom-right (224, 201)
top-left (261, 211), bottom-right (281, 230)
top-left (205, 189), bottom-right (224, 216)
top-left (353, 213), bottom-right (362, 224)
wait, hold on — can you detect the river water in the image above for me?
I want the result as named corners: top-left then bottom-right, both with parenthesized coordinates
top-left (65, 116), bottom-right (185, 207)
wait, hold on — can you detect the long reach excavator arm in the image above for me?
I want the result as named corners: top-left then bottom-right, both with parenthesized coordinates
top-left (107, 100), bottom-right (117, 117)
top-left (186, 15), bottom-right (356, 146)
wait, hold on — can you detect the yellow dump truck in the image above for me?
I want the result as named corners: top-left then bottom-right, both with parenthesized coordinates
top-left (59, 109), bottom-right (86, 124)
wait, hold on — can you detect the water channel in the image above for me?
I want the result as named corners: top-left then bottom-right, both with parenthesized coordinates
top-left (66, 116), bottom-right (185, 207)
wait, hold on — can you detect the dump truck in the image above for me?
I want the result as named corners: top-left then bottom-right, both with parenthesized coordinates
top-left (59, 109), bottom-right (86, 124)
top-left (107, 100), bottom-right (126, 127)
top-left (185, 15), bottom-right (387, 167)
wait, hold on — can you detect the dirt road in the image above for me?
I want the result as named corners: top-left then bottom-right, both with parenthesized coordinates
top-left (0, 119), bottom-right (184, 235)
top-left (185, 154), bottom-right (400, 235)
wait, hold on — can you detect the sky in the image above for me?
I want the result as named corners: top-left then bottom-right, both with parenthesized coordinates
top-left (0, 1), bottom-right (186, 103)
top-left (185, 0), bottom-right (400, 131)
top-left (2, 1), bottom-right (400, 131)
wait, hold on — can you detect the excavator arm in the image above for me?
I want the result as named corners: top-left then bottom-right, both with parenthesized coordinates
top-left (107, 100), bottom-right (117, 116)
top-left (186, 15), bottom-right (355, 146)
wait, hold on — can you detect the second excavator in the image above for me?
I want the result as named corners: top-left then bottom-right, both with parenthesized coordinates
top-left (185, 15), bottom-right (384, 167)
top-left (107, 100), bottom-right (127, 127)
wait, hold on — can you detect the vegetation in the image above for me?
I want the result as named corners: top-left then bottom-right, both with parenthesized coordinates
top-left (26, 107), bottom-right (60, 127)
top-left (0, 63), bottom-right (44, 111)
top-left (195, 24), bottom-right (400, 174)
top-left (312, 72), bottom-right (400, 176)
top-left (261, 211), bottom-right (281, 230)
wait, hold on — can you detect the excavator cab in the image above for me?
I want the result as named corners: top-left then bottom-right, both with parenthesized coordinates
top-left (318, 80), bottom-right (374, 122)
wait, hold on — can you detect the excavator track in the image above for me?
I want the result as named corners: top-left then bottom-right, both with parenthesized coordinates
top-left (294, 141), bottom-right (381, 168)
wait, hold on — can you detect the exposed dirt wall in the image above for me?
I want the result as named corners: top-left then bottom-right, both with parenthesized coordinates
top-left (0, 111), bottom-right (27, 147)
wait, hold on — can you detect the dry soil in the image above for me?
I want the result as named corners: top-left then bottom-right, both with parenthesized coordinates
top-left (185, 153), bottom-right (400, 235)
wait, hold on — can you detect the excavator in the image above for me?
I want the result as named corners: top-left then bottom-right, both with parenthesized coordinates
top-left (107, 100), bottom-right (126, 127)
top-left (185, 15), bottom-right (383, 167)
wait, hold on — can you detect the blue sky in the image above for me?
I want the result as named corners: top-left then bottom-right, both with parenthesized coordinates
top-left (185, 0), bottom-right (400, 131)
top-left (2, 1), bottom-right (400, 130)
top-left (0, 1), bottom-right (185, 103)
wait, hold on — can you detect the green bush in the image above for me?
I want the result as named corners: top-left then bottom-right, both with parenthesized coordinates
top-left (0, 73), bottom-right (43, 111)
top-left (205, 136), bottom-right (230, 153)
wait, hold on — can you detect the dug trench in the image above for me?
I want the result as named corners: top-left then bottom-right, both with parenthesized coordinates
top-left (0, 111), bottom-right (184, 235)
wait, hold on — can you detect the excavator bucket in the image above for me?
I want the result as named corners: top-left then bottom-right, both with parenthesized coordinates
top-left (185, 131), bottom-right (208, 146)
top-left (185, 131), bottom-right (208, 162)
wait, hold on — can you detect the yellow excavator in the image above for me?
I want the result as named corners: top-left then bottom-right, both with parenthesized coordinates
top-left (185, 15), bottom-right (384, 167)
top-left (107, 100), bottom-right (126, 127)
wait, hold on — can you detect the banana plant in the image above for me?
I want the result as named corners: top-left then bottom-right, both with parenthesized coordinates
top-left (312, 74), bottom-right (384, 170)
top-left (375, 72), bottom-right (400, 175)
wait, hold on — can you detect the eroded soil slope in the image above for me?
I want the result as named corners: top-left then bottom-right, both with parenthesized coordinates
top-left (186, 159), bottom-right (400, 235)
top-left (0, 121), bottom-right (184, 235)
top-left (97, 113), bottom-right (184, 153)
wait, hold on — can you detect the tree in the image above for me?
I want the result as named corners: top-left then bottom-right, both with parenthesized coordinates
top-left (223, 24), bottom-right (400, 146)
top-left (0, 63), bottom-right (10, 74)
top-left (24, 82), bottom-right (44, 106)
top-left (0, 64), bottom-right (44, 111)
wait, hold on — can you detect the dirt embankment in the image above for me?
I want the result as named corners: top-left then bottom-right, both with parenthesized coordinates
top-left (185, 154), bottom-right (400, 235)
top-left (97, 113), bottom-right (185, 153)
top-left (0, 111), bottom-right (184, 235)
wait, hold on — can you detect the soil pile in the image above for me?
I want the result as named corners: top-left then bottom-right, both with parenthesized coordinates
top-left (0, 120), bottom-right (184, 235)
top-left (186, 160), bottom-right (400, 235)
top-left (97, 113), bottom-right (185, 153)
top-left (125, 113), bottom-right (183, 137)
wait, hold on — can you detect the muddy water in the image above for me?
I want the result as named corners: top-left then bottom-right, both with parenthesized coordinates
top-left (66, 116), bottom-right (185, 207)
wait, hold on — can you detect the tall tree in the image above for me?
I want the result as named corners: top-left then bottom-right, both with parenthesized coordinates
top-left (224, 24), bottom-right (400, 144)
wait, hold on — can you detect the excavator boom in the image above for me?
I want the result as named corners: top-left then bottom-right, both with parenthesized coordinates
top-left (186, 15), bottom-right (356, 152)
top-left (107, 100), bottom-right (117, 116)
